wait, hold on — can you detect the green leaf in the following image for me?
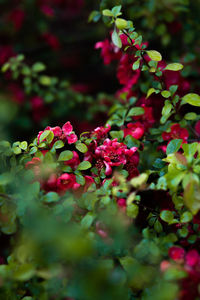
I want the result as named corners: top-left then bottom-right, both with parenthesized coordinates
top-left (39, 130), bottom-right (52, 143)
top-left (52, 140), bottom-right (64, 149)
top-left (160, 210), bottom-right (174, 223)
top-left (13, 146), bottom-right (22, 154)
top-left (128, 107), bottom-right (144, 117)
top-left (162, 101), bottom-right (173, 116)
top-left (109, 130), bottom-right (124, 141)
top-left (182, 93), bottom-right (200, 107)
top-left (115, 18), bottom-right (128, 30)
top-left (165, 63), bottom-right (183, 71)
top-left (88, 10), bottom-right (101, 22)
top-left (154, 220), bottom-right (163, 233)
top-left (58, 150), bottom-right (73, 161)
top-left (77, 161), bottom-right (92, 171)
top-left (161, 90), bottom-right (171, 98)
top-left (19, 141), bottom-right (28, 151)
top-left (166, 139), bottom-right (182, 155)
top-left (180, 211), bottom-right (193, 223)
top-left (169, 85), bottom-right (178, 95)
top-left (125, 135), bottom-right (140, 148)
top-left (43, 192), bottom-right (59, 203)
top-left (111, 5), bottom-right (122, 17)
top-left (111, 29), bottom-right (122, 48)
top-left (13, 263), bottom-right (35, 281)
top-left (81, 213), bottom-right (95, 229)
top-left (1, 62), bottom-right (10, 72)
top-left (126, 203), bottom-right (139, 218)
top-left (102, 9), bottom-right (113, 17)
top-left (39, 75), bottom-right (52, 86)
top-left (147, 88), bottom-right (156, 98)
top-left (75, 142), bottom-right (88, 153)
top-left (184, 180), bottom-right (200, 214)
top-left (32, 62), bottom-right (46, 72)
top-left (146, 50), bottom-right (162, 61)
top-left (184, 112), bottom-right (197, 120)
top-left (76, 174), bottom-right (86, 185)
top-left (130, 173), bottom-right (148, 188)
top-left (182, 143), bottom-right (198, 157)
top-left (132, 59), bottom-right (140, 70)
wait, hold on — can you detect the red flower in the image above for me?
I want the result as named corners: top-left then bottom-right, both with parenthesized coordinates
top-left (117, 54), bottom-right (140, 88)
top-left (124, 122), bottom-right (144, 139)
top-left (133, 105), bottom-right (155, 130)
top-left (185, 250), bottom-right (200, 267)
top-left (169, 246), bottom-right (185, 262)
top-left (0, 45), bottom-right (15, 65)
top-left (42, 173), bottom-right (58, 192)
top-left (25, 157), bottom-right (41, 169)
top-left (42, 32), bottom-right (60, 50)
top-left (162, 124), bottom-right (189, 142)
top-left (120, 33), bottom-right (148, 50)
top-left (195, 121), bottom-right (200, 136)
top-left (64, 151), bottom-right (80, 170)
top-left (8, 8), bottom-right (25, 31)
top-left (91, 124), bottom-right (111, 141)
top-left (25, 157), bottom-right (42, 178)
top-left (40, 5), bottom-right (54, 17)
top-left (8, 84), bottom-right (25, 104)
top-left (95, 39), bottom-right (121, 65)
top-left (117, 198), bottom-right (127, 208)
top-left (31, 96), bottom-right (48, 122)
top-left (95, 138), bottom-right (138, 176)
top-left (57, 173), bottom-right (80, 193)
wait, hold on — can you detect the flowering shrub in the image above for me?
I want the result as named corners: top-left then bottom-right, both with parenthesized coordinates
top-left (1, 2), bottom-right (200, 300)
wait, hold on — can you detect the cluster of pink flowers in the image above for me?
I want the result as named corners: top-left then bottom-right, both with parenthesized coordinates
top-left (37, 121), bottom-right (78, 145)
top-left (26, 121), bottom-right (141, 196)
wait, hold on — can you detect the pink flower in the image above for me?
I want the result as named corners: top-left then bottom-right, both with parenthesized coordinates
top-left (169, 246), bottom-right (185, 262)
top-left (162, 124), bottom-right (189, 142)
top-left (160, 260), bottom-right (171, 272)
top-left (62, 122), bottom-right (78, 144)
top-left (37, 121), bottom-right (77, 145)
top-left (124, 122), bottom-right (144, 139)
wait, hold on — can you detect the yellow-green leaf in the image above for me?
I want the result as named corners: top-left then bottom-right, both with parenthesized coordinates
top-left (182, 93), bottom-right (200, 107)
top-left (147, 88), bottom-right (156, 98)
top-left (165, 63), bottom-right (183, 71)
top-left (146, 50), bottom-right (162, 62)
top-left (115, 18), bottom-right (128, 30)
